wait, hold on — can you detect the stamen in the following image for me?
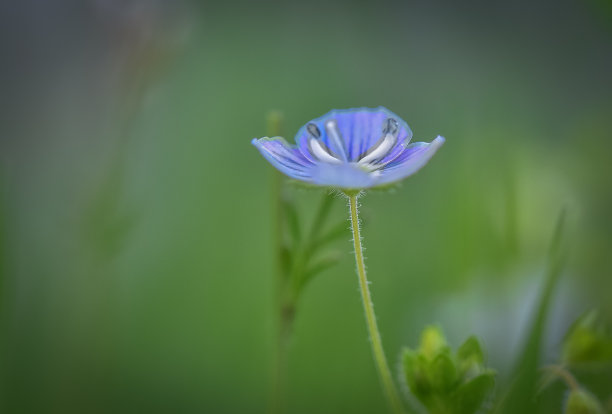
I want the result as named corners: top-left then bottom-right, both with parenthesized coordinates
top-left (306, 123), bottom-right (321, 139)
top-left (358, 118), bottom-right (399, 165)
top-left (382, 118), bottom-right (399, 136)
top-left (309, 139), bottom-right (342, 164)
top-left (324, 120), bottom-right (348, 162)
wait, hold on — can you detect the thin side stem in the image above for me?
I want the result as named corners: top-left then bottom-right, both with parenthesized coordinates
top-left (348, 194), bottom-right (404, 414)
top-left (268, 111), bottom-right (290, 414)
top-left (271, 170), bottom-right (292, 414)
top-left (271, 298), bottom-right (293, 414)
top-left (543, 364), bottom-right (580, 391)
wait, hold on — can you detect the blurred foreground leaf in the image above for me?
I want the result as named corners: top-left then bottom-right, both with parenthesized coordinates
top-left (498, 209), bottom-right (568, 413)
top-left (562, 311), bottom-right (612, 366)
top-left (565, 388), bottom-right (606, 414)
top-left (0, 177), bottom-right (4, 302)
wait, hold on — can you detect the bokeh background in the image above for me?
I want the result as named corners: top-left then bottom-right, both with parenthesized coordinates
top-left (1, 0), bottom-right (611, 413)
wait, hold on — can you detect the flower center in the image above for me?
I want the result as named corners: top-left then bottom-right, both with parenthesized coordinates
top-left (306, 117), bottom-right (399, 170)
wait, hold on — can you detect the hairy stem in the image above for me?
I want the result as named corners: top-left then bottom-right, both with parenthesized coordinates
top-left (348, 193), bottom-right (404, 414)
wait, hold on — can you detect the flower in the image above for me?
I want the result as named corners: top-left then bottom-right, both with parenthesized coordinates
top-left (252, 107), bottom-right (445, 190)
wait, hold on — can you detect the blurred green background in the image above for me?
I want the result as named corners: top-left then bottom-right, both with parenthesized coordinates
top-left (1, 0), bottom-right (611, 413)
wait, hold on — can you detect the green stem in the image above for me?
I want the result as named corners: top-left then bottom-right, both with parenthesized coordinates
top-left (348, 194), bottom-right (404, 414)
top-left (268, 111), bottom-right (290, 414)
top-left (271, 297), bottom-right (294, 414)
top-left (270, 171), bottom-right (291, 414)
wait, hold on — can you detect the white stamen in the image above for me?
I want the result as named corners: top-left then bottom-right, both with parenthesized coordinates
top-left (324, 120), bottom-right (348, 161)
top-left (358, 134), bottom-right (396, 165)
top-left (309, 139), bottom-right (342, 164)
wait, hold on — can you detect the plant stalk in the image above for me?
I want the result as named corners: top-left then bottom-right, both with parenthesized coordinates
top-left (348, 193), bottom-right (404, 414)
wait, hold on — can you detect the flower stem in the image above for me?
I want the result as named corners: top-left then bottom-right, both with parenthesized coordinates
top-left (347, 193), bottom-right (404, 414)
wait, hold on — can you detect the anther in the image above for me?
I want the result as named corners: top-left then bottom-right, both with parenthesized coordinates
top-left (358, 118), bottom-right (399, 165)
top-left (382, 118), bottom-right (399, 136)
top-left (306, 121), bottom-right (341, 164)
top-left (306, 123), bottom-right (321, 139)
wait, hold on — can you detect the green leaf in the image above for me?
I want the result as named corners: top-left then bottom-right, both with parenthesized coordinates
top-left (81, 169), bottom-right (137, 262)
top-left (431, 352), bottom-right (458, 392)
top-left (457, 336), bottom-right (484, 364)
top-left (565, 388), bottom-right (605, 414)
top-left (310, 220), bottom-right (349, 254)
top-left (562, 310), bottom-right (612, 366)
top-left (455, 371), bottom-right (495, 414)
top-left (308, 192), bottom-right (335, 240)
top-left (457, 336), bottom-right (485, 377)
top-left (498, 209), bottom-right (568, 413)
top-left (402, 327), bottom-right (496, 414)
top-left (298, 253), bottom-right (340, 290)
top-left (403, 349), bottom-right (432, 399)
top-left (420, 325), bottom-right (448, 360)
top-left (402, 348), bottom-right (419, 390)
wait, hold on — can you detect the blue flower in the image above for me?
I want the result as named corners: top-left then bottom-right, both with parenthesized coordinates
top-left (252, 107), bottom-right (444, 190)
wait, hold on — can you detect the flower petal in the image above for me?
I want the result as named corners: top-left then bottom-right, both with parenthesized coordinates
top-left (375, 136), bottom-right (445, 185)
top-left (296, 107), bottom-right (412, 162)
top-left (252, 137), bottom-right (314, 180)
top-left (311, 163), bottom-right (377, 189)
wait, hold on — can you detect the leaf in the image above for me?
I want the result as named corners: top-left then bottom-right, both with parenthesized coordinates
top-left (403, 350), bottom-right (433, 400)
top-left (420, 325), bottom-right (448, 360)
top-left (455, 371), bottom-right (495, 414)
top-left (0, 177), bottom-right (4, 300)
top-left (564, 388), bottom-right (605, 414)
top-left (308, 192), bottom-right (335, 241)
top-left (310, 220), bottom-right (349, 254)
top-left (457, 336), bottom-right (485, 377)
top-left (497, 209), bottom-right (568, 413)
top-left (402, 348), bottom-right (419, 391)
top-left (562, 310), bottom-right (612, 366)
top-left (457, 336), bottom-right (484, 364)
top-left (403, 326), bottom-right (496, 414)
top-left (431, 352), bottom-right (458, 392)
top-left (82, 171), bottom-right (137, 262)
top-left (297, 253), bottom-right (340, 291)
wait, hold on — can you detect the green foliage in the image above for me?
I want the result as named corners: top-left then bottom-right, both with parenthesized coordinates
top-left (402, 326), bottom-right (495, 414)
top-left (82, 172), bottom-right (137, 262)
top-left (499, 210), bottom-right (568, 413)
top-left (280, 192), bottom-right (348, 298)
top-left (268, 111), bottom-right (349, 306)
top-left (562, 311), bottom-right (612, 366)
top-left (564, 389), bottom-right (605, 414)
top-left (0, 176), bottom-right (4, 301)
